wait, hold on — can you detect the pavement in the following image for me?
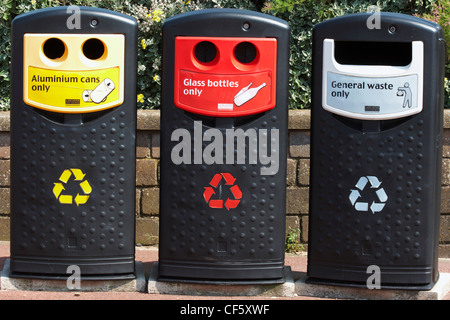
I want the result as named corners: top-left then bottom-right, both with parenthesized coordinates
top-left (0, 241), bottom-right (449, 301)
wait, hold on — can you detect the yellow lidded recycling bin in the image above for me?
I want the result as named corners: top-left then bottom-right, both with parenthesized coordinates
top-left (10, 6), bottom-right (138, 280)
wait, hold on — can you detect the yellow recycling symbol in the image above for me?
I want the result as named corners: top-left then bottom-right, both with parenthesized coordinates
top-left (53, 168), bottom-right (92, 206)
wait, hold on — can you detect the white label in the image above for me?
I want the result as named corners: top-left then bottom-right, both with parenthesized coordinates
top-left (325, 72), bottom-right (419, 119)
top-left (218, 103), bottom-right (233, 110)
top-left (321, 39), bottom-right (424, 120)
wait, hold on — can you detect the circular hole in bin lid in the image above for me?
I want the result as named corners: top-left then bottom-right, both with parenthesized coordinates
top-left (234, 42), bottom-right (258, 64)
top-left (43, 38), bottom-right (66, 60)
top-left (194, 41), bottom-right (218, 64)
top-left (82, 38), bottom-right (106, 60)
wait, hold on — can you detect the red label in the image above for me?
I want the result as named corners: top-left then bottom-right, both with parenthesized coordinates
top-left (174, 37), bottom-right (277, 117)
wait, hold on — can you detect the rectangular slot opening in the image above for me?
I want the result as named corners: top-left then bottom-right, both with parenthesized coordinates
top-left (217, 241), bottom-right (227, 253)
top-left (334, 41), bottom-right (412, 66)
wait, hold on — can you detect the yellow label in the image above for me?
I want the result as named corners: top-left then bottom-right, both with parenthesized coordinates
top-left (25, 66), bottom-right (121, 113)
top-left (23, 33), bottom-right (125, 113)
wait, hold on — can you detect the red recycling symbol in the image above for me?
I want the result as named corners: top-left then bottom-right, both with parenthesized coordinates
top-left (203, 173), bottom-right (242, 210)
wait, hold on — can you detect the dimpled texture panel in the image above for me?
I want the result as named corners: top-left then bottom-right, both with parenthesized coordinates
top-left (10, 107), bottom-right (136, 276)
top-left (310, 115), bottom-right (430, 264)
top-left (308, 109), bottom-right (441, 287)
top-left (161, 114), bottom-right (285, 262)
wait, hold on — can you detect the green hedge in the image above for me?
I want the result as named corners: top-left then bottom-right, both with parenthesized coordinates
top-left (0, 0), bottom-right (448, 110)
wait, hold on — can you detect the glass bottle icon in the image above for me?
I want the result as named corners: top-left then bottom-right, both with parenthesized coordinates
top-left (234, 82), bottom-right (266, 106)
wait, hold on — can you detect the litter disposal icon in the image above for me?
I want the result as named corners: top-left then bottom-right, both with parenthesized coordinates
top-left (349, 176), bottom-right (388, 214)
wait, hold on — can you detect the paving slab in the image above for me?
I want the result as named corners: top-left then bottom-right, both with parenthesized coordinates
top-left (295, 272), bottom-right (450, 300)
top-left (1, 258), bottom-right (146, 292)
top-left (148, 262), bottom-right (296, 297)
top-left (0, 242), bottom-right (449, 300)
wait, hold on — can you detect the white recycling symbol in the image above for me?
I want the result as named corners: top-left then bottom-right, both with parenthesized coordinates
top-left (349, 176), bottom-right (388, 214)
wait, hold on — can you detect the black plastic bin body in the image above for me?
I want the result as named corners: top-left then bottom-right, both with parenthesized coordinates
top-left (158, 9), bottom-right (290, 283)
top-left (10, 7), bottom-right (137, 279)
top-left (307, 12), bottom-right (445, 289)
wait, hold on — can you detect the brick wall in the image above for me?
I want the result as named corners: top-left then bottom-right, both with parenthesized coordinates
top-left (439, 110), bottom-right (450, 257)
top-left (0, 110), bottom-right (449, 256)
